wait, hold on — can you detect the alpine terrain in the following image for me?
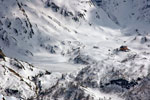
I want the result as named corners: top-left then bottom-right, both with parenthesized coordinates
top-left (0, 0), bottom-right (150, 100)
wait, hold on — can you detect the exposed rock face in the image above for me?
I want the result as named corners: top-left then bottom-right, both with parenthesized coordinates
top-left (0, 49), bottom-right (6, 61)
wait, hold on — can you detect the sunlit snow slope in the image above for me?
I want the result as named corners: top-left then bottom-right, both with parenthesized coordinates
top-left (0, 0), bottom-right (121, 72)
top-left (1, 0), bottom-right (150, 100)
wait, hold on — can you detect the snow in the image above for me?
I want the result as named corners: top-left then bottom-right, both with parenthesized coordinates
top-left (83, 87), bottom-right (124, 100)
top-left (0, 94), bottom-right (18, 100)
top-left (29, 52), bottom-right (84, 73)
top-left (39, 72), bottom-right (62, 90)
top-left (0, 0), bottom-right (150, 99)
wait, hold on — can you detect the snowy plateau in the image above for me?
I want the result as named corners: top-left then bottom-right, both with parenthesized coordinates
top-left (0, 0), bottom-right (150, 100)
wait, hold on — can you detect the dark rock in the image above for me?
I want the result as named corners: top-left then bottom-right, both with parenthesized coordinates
top-left (72, 17), bottom-right (79, 22)
top-left (93, 46), bottom-right (99, 49)
top-left (74, 55), bottom-right (89, 64)
top-left (5, 18), bottom-right (11, 28)
top-left (101, 78), bottom-right (138, 90)
top-left (0, 49), bottom-right (6, 61)
top-left (5, 89), bottom-right (20, 95)
top-left (51, 2), bottom-right (60, 12)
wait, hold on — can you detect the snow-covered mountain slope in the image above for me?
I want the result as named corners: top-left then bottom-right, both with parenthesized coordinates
top-left (0, 0), bottom-right (117, 72)
top-left (0, 0), bottom-right (150, 65)
top-left (1, 53), bottom-right (150, 100)
top-left (0, 57), bottom-right (63, 100)
top-left (93, 0), bottom-right (150, 33)
top-left (1, 0), bottom-right (150, 100)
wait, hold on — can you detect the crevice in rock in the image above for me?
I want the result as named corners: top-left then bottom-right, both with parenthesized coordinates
top-left (16, 0), bottom-right (34, 38)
